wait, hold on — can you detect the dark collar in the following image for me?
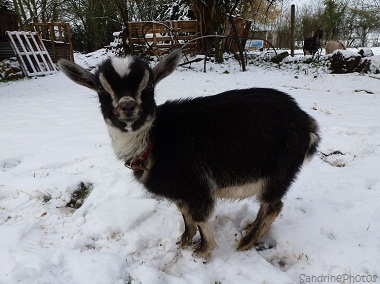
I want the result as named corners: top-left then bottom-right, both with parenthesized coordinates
top-left (124, 137), bottom-right (155, 171)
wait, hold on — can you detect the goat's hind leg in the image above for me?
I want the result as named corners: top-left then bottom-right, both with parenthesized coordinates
top-left (237, 199), bottom-right (283, 251)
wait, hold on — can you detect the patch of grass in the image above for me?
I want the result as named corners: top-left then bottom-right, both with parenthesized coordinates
top-left (126, 276), bottom-right (133, 284)
top-left (66, 182), bottom-right (94, 209)
top-left (42, 192), bottom-right (52, 203)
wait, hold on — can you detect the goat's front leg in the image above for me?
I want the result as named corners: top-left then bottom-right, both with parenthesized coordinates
top-left (192, 221), bottom-right (218, 260)
top-left (176, 201), bottom-right (197, 248)
top-left (189, 196), bottom-right (218, 259)
top-left (176, 197), bottom-right (218, 259)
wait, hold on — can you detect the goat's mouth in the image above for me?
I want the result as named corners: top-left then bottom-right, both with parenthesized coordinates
top-left (119, 119), bottom-right (137, 126)
top-left (115, 107), bottom-right (143, 122)
top-left (118, 115), bottom-right (141, 124)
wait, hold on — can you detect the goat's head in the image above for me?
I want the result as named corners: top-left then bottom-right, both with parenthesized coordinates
top-left (314, 28), bottom-right (323, 41)
top-left (58, 49), bottom-right (182, 132)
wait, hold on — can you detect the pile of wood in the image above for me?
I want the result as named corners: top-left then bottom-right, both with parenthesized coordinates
top-left (330, 50), bottom-right (373, 74)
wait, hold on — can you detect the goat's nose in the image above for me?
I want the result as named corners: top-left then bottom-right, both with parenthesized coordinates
top-left (119, 98), bottom-right (137, 112)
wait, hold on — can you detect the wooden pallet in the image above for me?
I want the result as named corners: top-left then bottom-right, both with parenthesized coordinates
top-left (6, 31), bottom-right (58, 77)
top-left (128, 20), bottom-right (200, 55)
top-left (107, 20), bottom-right (200, 56)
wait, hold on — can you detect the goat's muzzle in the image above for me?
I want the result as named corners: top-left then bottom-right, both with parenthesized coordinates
top-left (119, 98), bottom-right (137, 113)
top-left (117, 97), bottom-right (141, 122)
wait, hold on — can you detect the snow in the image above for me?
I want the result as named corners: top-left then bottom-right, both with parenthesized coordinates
top-left (1, 48), bottom-right (380, 284)
top-left (370, 56), bottom-right (380, 73)
top-left (332, 49), bottom-right (359, 58)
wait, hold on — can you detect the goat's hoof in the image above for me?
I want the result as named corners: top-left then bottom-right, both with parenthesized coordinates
top-left (236, 236), bottom-right (256, 251)
top-left (176, 239), bottom-right (191, 249)
top-left (176, 237), bottom-right (192, 249)
top-left (192, 251), bottom-right (211, 262)
top-left (192, 239), bottom-right (218, 261)
top-left (192, 240), bottom-right (202, 250)
top-left (192, 242), bottom-right (211, 260)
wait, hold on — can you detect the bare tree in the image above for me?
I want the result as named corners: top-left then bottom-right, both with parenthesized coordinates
top-left (346, 0), bottom-right (380, 46)
top-left (12, 0), bottom-right (65, 29)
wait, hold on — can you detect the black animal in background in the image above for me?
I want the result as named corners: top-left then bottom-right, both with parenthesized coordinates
top-left (303, 28), bottom-right (323, 56)
top-left (58, 49), bottom-right (320, 260)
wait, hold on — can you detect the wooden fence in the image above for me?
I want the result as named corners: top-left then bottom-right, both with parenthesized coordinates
top-left (29, 22), bottom-right (74, 62)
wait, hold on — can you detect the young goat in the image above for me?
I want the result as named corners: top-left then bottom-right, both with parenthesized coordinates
top-left (58, 49), bottom-right (320, 260)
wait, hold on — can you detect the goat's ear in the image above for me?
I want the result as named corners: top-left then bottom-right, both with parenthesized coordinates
top-left (153, 48), bottom-right (182, 85)
top-left (58, 59), bottom-right (97, 91)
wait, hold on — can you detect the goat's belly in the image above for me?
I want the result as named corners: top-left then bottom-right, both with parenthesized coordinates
top-left (216, 179), bottom-right (265, 199)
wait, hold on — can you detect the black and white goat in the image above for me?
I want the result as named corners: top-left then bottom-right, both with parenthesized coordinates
top-left (58, 49), bottom-right (320, 260)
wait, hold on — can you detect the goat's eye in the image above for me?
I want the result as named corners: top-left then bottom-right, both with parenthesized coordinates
top-left (145, 82), bottom-right (154, 91)
top-left (98, 85), bottom-right (105, 93)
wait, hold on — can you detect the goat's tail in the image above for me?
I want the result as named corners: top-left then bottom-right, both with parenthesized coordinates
top-left (305, 117), bottom-right (321, 161)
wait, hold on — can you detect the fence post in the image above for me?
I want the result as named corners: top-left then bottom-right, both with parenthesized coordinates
top-left (291, 4), bottom-right (295, 57)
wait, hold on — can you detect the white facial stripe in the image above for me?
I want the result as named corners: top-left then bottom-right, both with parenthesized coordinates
top-left (138, 69), bottom-right (150, 94)
top-left (111, 56), bottom-right (133, 77)
top-left (99, 72), bottom-right (118, 108)
top-left (136, 69), bottom-right (150, 104)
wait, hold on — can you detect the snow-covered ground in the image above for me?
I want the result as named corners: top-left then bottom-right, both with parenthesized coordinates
top-left (1, 48), bottom-right (380, 284)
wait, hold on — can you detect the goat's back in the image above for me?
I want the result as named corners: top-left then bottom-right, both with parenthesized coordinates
top-left (146, 88), bottom-right (318, 199)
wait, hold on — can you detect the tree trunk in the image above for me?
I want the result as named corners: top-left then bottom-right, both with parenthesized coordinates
top-left (223, 0), bottom-right (246, 71)
top-left (189, 0), bottom-right (219, 52)
top-left (114, 0), bottom-right (132, 55)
